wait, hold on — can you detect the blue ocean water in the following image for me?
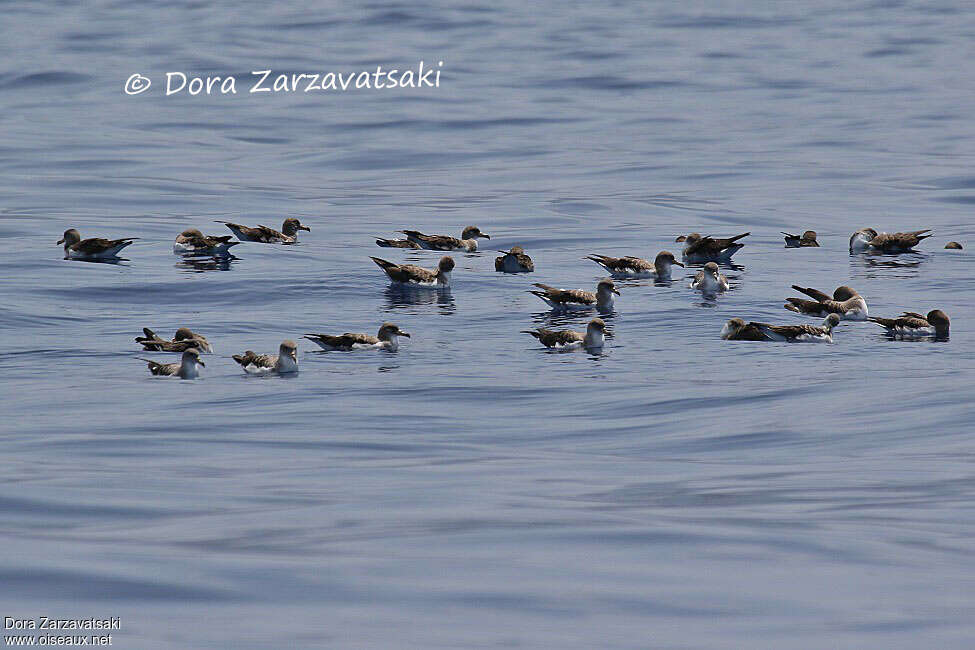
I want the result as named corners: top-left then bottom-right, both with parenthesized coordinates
top-left (1, 1), bottom-right (974, 647)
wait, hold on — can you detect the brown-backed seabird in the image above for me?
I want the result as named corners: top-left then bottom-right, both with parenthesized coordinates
top-left (529, 279), bottom-right (619, 311)
top-left (723, 314), bottom-right (841, 343)
top-left (304, 323), bottom-right (410, 351)
top-left (720, 318), bottom-right (772, 341)
top-left (782, 231), bottom-right (819, 247)
top-left (138, 348), bottom-right (205, 379)
top-left (945, 241), bottom-right (963, 250)
top-left (400, 226), bottom-right (490, 252)
top-left (174, 228), bottom-right (239, 256)
top-left (690, 262), bottom-right (729, 293)
top-left (849, 228), bottom-right (931, 253)
top-left (523, 318), bottom-right (606, 350)
top-left (866, 229), bottom-right (931, 253)
top-left (677, 232), bottom-right (749, 263)
top-left (58, 229), bottom-right (137, 260)
top-left (495, 246), bottom-right (535, 273)
top-left (136, 327), bottom-right (213, 353)
top-left (215, 218), bottom-right (310, 243)
top-left (232, 340), bottom-right (299, 374)
top-left (784, 285), bottom-right (868, 320)
top-left (756, 314), bottom-right (841, 343)
top-left (371, 256), bottom-right (454, 287)
top-left (869, 310), bottom-right (950, 339)
top-left (585, 251), bottom-right (683, 280)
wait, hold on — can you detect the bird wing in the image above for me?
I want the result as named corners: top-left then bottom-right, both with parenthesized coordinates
top-left (74, 237), bottom-right (136, 254)
top-left (418, 234), bottom-right (460, 250)
top-left (784, 298), bottom-right (825, 314)
top-left (531, 284), bottom-right (593, 304)
top-left (233, 351), bottom-right (277, 368)
top-left (253, 225), bottom-right (286, 242)
top-left (395, 264), bottom-right (439, 283)
top-left (791, 285), bottom-right (831, 302)
top-left (531, 329), bottom-right (583, 347)
top-left (735, 322), bottom-right (772, 341)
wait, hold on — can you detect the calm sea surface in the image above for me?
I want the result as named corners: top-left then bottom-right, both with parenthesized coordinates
top-left (2, 2), bottom-right (974, 648)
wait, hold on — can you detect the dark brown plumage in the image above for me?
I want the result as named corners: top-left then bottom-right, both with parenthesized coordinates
top-left (680, 232), bottom-right (750, 262)
top-left (720, 318), bottom-right (771, 341)
top-left (495, 246), bottom-right (535, 273)
top-left (216, 218), bottom-right (310, 243)
top-left (375, 238), bottom-right (420, 249)
top-left (869, 309), bottom-right (950, 338)
top-left (304, 323), bottom-right (410, 351)
top-left (135, 327), bottom-right (212, 353)
top-left (784, 285), bottom-right (868, 320)
top-left (757, 314), bottom-right (841, 342)
top-left (782, 231), bottom-right (819, 247)
top-left (174, 228), bottom-right (239, 255)
top-left (58, 229), bottom-right (137, 259)
top-left (522, 318), bottom-right (606, 349)
top-left (138, 349), bottom-right (205, 378)
top-left (866, 229), bottom-right (931, 253)
top-left (371, 256), bottom-right (454, 285)
top-left (400, 226), bottom-right (490, 252)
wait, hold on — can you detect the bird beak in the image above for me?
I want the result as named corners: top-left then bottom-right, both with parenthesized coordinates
top-left (398, 331), bottom-right (411, 338)
top-left (198, 360), bottom-right (206, 367)
top-left (291, 351), bottom-right (298, 361)
top-left (673, 260), bottom-right (684, 267)
top-left (676, 235), bottom-right (686, 242)
top-left (57, 238), bottom-right (64, 244)
top-left (612, 288), bottom-right (621, 295)
top-left (481, 233), bottom-right (491, 239)
top-left (300, 225), bottom-right (311, 231)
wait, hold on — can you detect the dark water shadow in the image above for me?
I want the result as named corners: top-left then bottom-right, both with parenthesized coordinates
top-left (64, 256), bottom-right (129, 266)
top-left (175, 255), bottom-right (239, 272)
top-left (383, 284), bottom-right (455, 314)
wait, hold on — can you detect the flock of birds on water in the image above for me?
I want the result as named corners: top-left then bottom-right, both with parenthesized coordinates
top-left (55, 219), bottom-right (962, 379)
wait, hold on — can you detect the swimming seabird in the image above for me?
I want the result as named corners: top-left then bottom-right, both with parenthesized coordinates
top-left (371, 255), bottom-right (454, 287)
top-left (585, 251), bottom-right (683, 279)
top-left (304, 323), bottom-right (410, 351)
top-left (945, 241), bottom-right (963, 250)
top-left (495, 246), bottom-right (535, 273)
top-left (849, 228), bottom-right (931, 253)
top-left (782, 231), bottom-right (819, 247)
top-left (866, 229), bottom-right (931, 253)
top-left (375, 237), bottom-right (420, 249)
top-left (869, 310), bottom-right (950, 339)
top-left (522, 318), bottom-right (606, 350)
top-left (720, 318), bottom-right (772, 341)
top-left (139, 348), bottom-right (205, 379)
top-left (400, 226), bottom-right (490, 252)
top-left (136, 327), bottom-right (213, 353)
top-left (690, 262), bottom-right (729, 293)
top-left (529, 279), bottom-right (619, 311)
top-left (215, 218), bottom-right (310, 243)
top-left (677, 232), bottom-right (749, 263)
top-left (173, 228), bottom-right (239, 256)
top-left (756, 313), bottom-right (841, 343)
top-left (57, 229), bottom-right (137, 260)
top-left (232, 340), bottom-right (299, 374)
top-left (784, 285), bottom-right (868, 320)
